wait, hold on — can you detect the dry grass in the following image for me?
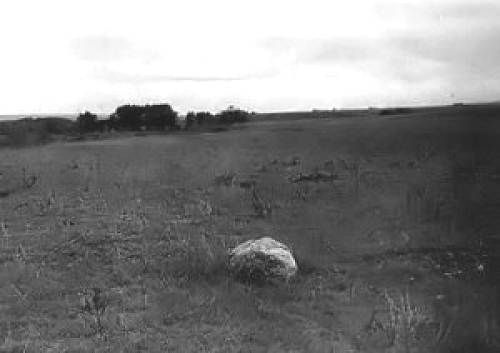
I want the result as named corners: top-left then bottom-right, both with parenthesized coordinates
top-left (0, 107), bottom-right (499, 352)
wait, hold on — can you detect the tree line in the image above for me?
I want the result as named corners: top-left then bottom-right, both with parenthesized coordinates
top-left (0, 103), bottom-right (252, 147)
top-left (77, 104), bottom-right (251, 133)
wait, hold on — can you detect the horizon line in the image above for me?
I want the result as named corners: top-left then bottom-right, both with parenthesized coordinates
top-left (1, 99), bottom-right (499, 121)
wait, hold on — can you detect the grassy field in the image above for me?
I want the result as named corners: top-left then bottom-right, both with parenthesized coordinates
top-left (0, 105), bottom-right (499, 352)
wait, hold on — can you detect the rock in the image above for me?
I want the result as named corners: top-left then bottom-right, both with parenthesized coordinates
top-left (228, 237), bottom-right (298, 283)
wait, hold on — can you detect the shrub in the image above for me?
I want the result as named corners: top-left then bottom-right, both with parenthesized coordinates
top-left (379, 108), bottom-right (413, 116)
top-left (2, 117), bottom-right (76, 146)
top-left (4, 124), bottom-right (50, 146)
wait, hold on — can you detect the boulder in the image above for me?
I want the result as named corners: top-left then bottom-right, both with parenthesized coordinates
top-left (228, 237), bottom-right (298, 283)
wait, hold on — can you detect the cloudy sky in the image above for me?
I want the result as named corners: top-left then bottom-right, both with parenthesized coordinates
top-left (1, 0), bottom-right (499, 114)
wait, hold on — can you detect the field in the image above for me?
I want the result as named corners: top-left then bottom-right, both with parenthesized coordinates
top-left (0, 105), bottom-right (499, 352)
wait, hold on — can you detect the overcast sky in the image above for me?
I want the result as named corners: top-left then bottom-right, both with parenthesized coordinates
top-left (1, 0), bottom-right (499, 114)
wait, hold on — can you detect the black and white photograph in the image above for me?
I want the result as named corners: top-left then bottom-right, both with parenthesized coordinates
top-left (0, 1), bottom-right (499, 352)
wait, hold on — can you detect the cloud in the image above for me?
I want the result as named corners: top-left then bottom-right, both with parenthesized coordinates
top-left (263, 13), bottom-right (500, 86)
top-left (372, 0), bottom-right (500, 23)
top-left (310, 41), bottom-right (375, 64)
top-left (440, 2), bottom-right (500, 19)
top-left (262, 37), bottom-right (375, 64)
top-left (389, 27), bottom-right (500, 79)
top-left (71, 36), bottom-right (131, 62)
top-left (91, 67), bottom-right (277, 84)
top-left (71, 35), bottom-right (160, 63)
top-left (3, 0), bottom-right (500, 114)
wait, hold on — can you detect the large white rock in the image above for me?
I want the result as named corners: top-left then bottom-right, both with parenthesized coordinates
top-left (228, 237), bottom-right (298, 283)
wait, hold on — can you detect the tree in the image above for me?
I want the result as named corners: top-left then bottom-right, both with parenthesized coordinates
top-left (111, 104), bottom-right (178, 131)
top-left (185, 111), bottom-right (196, 129)
top-left (114, 105), bottom-right (145, 130)
top-left (77, 111), bottom-right (99, 132)
top-left (196, 112), bottom-right (214, 125)
top-left (217, 106), bottom-right (250, 124)
top-left (184, 111), bottom-right (217, 129)
top-left (143, 104), bottom-right (178, 130)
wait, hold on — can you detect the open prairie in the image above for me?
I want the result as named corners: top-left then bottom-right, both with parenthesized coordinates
top-left (0, 105), bottom-right (499, 352)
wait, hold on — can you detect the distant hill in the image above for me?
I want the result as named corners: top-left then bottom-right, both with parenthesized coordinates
top-left (0, 114), bottom-right (78, 121)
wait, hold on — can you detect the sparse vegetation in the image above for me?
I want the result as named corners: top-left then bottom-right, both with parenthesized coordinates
top-left (0, 117), bottom-right (77, 146)
top-left (0, 103), bottom-right (498, 352)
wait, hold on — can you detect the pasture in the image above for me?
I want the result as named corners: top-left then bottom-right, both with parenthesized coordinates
top-left (0, 105), bottom-right (499, 352)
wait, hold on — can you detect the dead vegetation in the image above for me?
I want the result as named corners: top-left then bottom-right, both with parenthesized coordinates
top-left (288, 170), bottom-right (338, 183)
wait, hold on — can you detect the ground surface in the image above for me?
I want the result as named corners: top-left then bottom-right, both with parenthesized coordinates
top-left (0, 106), bottom-right (499, 352)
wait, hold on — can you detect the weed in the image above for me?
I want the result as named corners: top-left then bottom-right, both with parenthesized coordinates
top-left (175, 231), bottom-right (227, 280)
top-left (378, 288), bottom-right (432, 351)
top-left (214, 171), bottom-right (236, 187)
top-left (288, 169), bottom-right (338, 183)
top-left (79, 287), bottom-right (108, 339)
top-left (416, 141), bottom-right (437, 164)
top-left (21, 167), bottom-right (37, 189)
top-left (251, 188), bottom-right (272, 217)
top-left (339, 158), bottom-right (362, 196)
